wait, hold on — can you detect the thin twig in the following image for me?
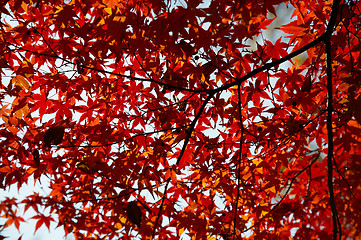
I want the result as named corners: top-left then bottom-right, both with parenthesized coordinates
top-left (241, 156), bottom-right (319, 234)
top-left (151, 93), bottom-right (214, 238)
top-left (2, 40), bottom-right (207, 93)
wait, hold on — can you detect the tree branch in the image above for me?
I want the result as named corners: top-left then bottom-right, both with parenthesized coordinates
top-left (2, 40), bottom-right (207, 93)
top-left (214, 33), bottom-right (326, 93)
top-left (324, 0), bottom-right (342, 239)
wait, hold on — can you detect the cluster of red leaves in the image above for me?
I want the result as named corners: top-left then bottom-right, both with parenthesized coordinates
top-left (1, 0), bottom-right (361, 239)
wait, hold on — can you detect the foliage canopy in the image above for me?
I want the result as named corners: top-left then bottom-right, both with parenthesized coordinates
top-left (1, 0), bottom-right (361, 239)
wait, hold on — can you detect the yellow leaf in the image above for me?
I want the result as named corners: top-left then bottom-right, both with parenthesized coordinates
top-left (114, 16), bottom-right (126, 22)
top-left (119, 215), bottom-right (127, 224)
top-left (260, 210), bottom-right (268, 218)
top-left (268, 186), bottom-right (276, 194)
top-left (104, 7), bottom-right (112, 15)
top-left (12, 75), bottom-right (30, 90)
top-left (114, 222), bottom-right (122, 229)
top-left (202, 178), bottom-right (208, 188)
top-left (97, 18), bottom-right (105, 26)
top-left (252, 158), bottom-right (262, 166)
top-left (54, 5), bottom-right (63, 15)
top-left (259, 199), bottom-right (268, 207)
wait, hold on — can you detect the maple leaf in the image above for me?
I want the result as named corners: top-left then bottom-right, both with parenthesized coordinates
top-left (1, 0), bottom-right (361, 239)
top-left (43, 126), bottom-right (65, 147)
top-left (126, 201), bottom-right (142, 228)
top-left (31, 214), bottom-right (55, 233)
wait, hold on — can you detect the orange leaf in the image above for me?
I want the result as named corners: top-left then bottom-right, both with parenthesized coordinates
top-left (280, 25), bottom-right (308, 35)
